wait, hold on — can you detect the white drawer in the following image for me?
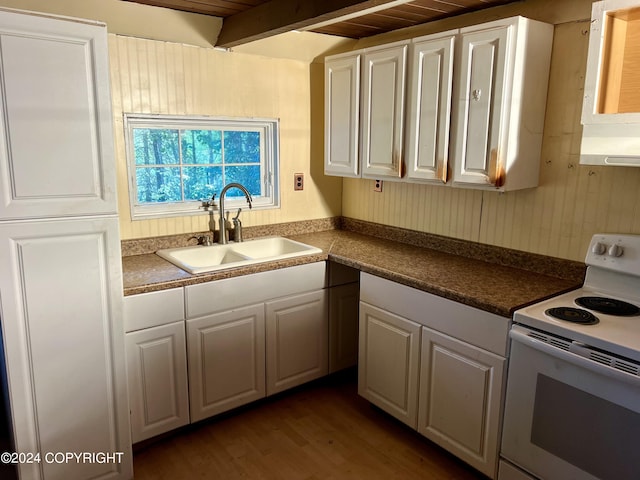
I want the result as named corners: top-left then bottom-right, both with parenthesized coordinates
top-left (185, 262), bottom-right (327, 318)
top-left (124, 287), bottom-right (185, 332)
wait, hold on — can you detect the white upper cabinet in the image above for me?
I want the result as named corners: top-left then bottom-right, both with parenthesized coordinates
top-left (405, 32), bottom-right (455, 184)
top-left (581, 0), bottom-right (640, 166)
top-left (325, 52), bottom-right (361, 177)
top-left (361, 42), bottom-right (408, 179)
top-left (0, 9), bottom-right (117, 219)
top-left (324, 41), bottom-right (408, 180)
top-left (451, 17), bottom-right (553, 191)
top-left (324, 16), bottom-right (553, 191)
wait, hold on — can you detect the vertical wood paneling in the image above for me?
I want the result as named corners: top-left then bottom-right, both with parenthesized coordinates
top-left (110, 35), bottom-right (341, 239)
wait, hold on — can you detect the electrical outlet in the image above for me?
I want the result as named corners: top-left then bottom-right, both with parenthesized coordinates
top-left (374, 179), bottom-right (383, 192)
top-left (294, 173), bottom-right (304, 191)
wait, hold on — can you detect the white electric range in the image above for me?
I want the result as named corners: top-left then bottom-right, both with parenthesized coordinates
top-left (499, 233), bottom-right (640, 480)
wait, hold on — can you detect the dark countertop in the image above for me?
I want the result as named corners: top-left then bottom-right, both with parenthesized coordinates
top-left (122, 226), bottom-right (583, 318)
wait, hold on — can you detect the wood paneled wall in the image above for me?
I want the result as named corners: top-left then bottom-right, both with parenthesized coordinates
top-left (108, 35), bottom-right (342, 239)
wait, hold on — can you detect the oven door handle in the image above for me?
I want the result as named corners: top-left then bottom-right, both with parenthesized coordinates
top-left (510, 326), bottom-right (640, 387)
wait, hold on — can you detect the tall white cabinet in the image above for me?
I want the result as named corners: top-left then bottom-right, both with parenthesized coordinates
top-left (0, 8), bottom-right (132, 480)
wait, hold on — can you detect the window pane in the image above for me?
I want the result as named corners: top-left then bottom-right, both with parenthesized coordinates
top-left (133, 129), bottom-right (179, 165)
top-left (183, 166), bottom-right (222, 201)
top-left (182, 130), bottom-right (222, 165)
top-left (225, 165), bottom-right (261, 196)
top-left (126, 115), bottom-right (278, 218)
top-left (224, 131), bottom-right (261, 164)
top-left (136, 167), bottom-right (182, 203)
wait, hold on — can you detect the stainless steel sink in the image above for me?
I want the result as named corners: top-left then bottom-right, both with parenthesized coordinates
top-left (156, 236), bottom-right (322, 274)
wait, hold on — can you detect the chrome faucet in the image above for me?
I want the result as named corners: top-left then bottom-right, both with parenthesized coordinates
top-left (218, 183), bottom-right (252, 244)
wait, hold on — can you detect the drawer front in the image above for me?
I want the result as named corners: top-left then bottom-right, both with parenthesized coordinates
top-left (185, 262), bottom-right (327, 318)
top-left (124, 287), bottom-right (185, 332)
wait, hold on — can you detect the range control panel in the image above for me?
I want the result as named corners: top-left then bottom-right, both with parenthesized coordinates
top-left (586, 234), bottom-right (640, 275)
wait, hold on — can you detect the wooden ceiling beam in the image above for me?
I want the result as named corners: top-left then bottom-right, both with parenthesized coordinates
top-left (216, 0), bottom-right (415, 47)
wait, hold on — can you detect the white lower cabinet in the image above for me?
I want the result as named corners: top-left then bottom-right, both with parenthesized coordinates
top-left (124, 287), bottom-right (189, 444)
top-left (418, 327), bottom-right (505, 477)
top-left (358, 273), bottom-right (509, 479)
top-left (266, 290), bottom-right (329, 395)
top-left (358, 302), bottom-right (420, 428)
top-left (126, 321), bottom-right (189, 443)
top-left (124, 262), bottom-right (356, 440)
top-left (187, 304), bottom-right (266, 421)
top-left (185, 262), bottom-right (328, 422)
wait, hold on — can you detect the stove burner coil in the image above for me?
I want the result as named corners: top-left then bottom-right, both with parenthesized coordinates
top-left (575, 296), bottom-right (640, 316)
top-left (545, 307), bottom-right (599, 325)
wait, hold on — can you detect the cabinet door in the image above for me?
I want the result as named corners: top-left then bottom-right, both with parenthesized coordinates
top-left (405, 33), bottom-right (455, 183)
top-left (325, 53), bottom-right (361, 177)
top-left (418, 326), bottom-right (505, 478)
top-left (361, 42), bottom-right (408, 179)
top-left (329, 282), bottom-right (359, 373)
top-left (126, 321), bottom-right (189, 443)
top-left (358, 302), bottom-right (420, 428)
top-left (452, 25), bottom-right (510, 187)
top-left (0, 11), bottom-right (117, 220)
top-left (265, 290), bottom-right (328, 395)
top-left (187, 304), bottom-right (266, 422)
top-left (0, 218), bottom-right (132, 480)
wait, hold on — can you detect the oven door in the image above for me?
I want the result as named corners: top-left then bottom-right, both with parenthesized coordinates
top-left (501, 325), bottom-right (640, 480)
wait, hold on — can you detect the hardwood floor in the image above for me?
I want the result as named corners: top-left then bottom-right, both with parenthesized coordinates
top-left (133, 370), bottom-right (488, 480)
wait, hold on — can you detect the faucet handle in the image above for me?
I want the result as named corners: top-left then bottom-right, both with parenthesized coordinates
top-left (232, 208), bottom-right (242, 221)
top-left (189, 235), bottom-right (212, 246)
top-left (201, 194), bottom-right (217, 209)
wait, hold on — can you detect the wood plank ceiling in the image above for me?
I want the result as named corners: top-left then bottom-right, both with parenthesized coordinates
top-left (124, 0), bottom-right (519, 47)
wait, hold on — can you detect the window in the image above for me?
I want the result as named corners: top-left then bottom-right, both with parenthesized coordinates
top-left (124, 114), bottom-right (279, 219)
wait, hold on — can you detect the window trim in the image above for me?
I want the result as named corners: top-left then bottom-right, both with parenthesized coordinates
top-left (123, 113), bottom-right (280, 220)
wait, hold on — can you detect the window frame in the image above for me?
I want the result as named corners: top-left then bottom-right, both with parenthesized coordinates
top-left (124, 113), bottom-right (280, 220)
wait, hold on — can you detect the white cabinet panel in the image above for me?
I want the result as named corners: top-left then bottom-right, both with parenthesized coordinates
top-left (187, 304), bottom-right (266, 421)
top-left (266, 290), bottom-right (328, 395)
top-left (329, 282), bottom-right (359, 373)
top-left (451, 17), bottom-right (553, 191)
top-left (405, 33), bottom-right (455, 183)
top-left (418, 326), bottom-right (505, 478)
top-left (0, 218), bottom-right (131, 480)
top-left (324, 53), bottom-right (360, 177)
top-left (186, 262), bottom-right (326, 318)
top-left (453, 26), bottom-right (509, 187)
top-left (126, 321), bottom-right (189, 443)
top-left (0, 10), bottom-right (117, 219)
top-left (361, 42), bottom-right (408, 179)
top-left (124, 287), bottom-right (185, 332)
top-left (358, 302), bottom-right (420, 428)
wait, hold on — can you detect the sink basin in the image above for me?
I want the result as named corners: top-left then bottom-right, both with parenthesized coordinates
top-left (156, 236), bottom-right (323, 274)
